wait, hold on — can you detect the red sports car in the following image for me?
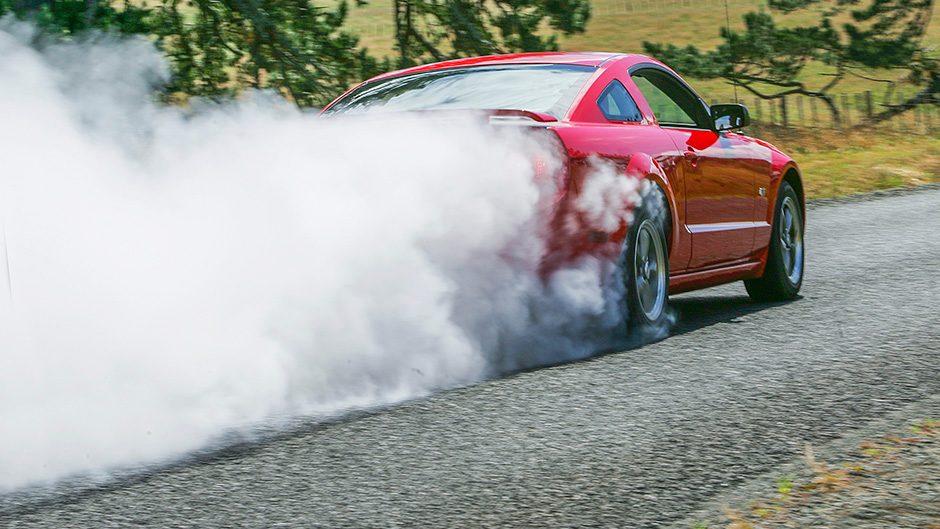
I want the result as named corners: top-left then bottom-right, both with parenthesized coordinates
top-left (323, 52), bottom-right (804, 332)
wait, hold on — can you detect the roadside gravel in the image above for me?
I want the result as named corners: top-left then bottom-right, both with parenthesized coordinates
top-left (670, 396), bottom-right (940, 529)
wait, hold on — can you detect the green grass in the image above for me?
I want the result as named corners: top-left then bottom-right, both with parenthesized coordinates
top-left (755, 126), bottom-right (940, 198)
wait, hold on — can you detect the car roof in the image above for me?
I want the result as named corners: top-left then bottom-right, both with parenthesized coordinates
top-left (364, 52), bottom-right (655, 82)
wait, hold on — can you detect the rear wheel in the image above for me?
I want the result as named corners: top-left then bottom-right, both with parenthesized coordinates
top-left (623, 187), bottom-right (670, 332)
top-left (745, 181), bottom-right (803, 301)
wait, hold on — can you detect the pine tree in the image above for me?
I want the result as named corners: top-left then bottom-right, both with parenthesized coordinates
top-left (0, 0), bottom-right (150, 35)
top-left (643, 0), bottom-right (937, 126)
top-left (392, 0), bottom-right (591, 67)
top-left (2, 0), bottom-right (383, 108)
top-left (154, 0), bottom-right (384, 107)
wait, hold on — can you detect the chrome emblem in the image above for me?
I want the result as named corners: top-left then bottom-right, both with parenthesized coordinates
top-left (758, 187), bottom-right (767, 197)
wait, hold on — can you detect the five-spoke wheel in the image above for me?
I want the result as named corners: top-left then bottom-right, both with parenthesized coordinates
top-left (623, 187), bottom-right (670, 332)
top-left (745, 181), bottom-right (804, 301)
top-left (633, 218), bottom-right (668, 323)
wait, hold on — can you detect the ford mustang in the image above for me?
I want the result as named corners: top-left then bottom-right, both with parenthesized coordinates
top-left (323, 52), bottom-right (805, 332)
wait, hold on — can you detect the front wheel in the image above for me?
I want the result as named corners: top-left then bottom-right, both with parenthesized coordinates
top-left (745, 181), bottom-right (804, 301)
top-left (623, 188), bottom-right (670, 332)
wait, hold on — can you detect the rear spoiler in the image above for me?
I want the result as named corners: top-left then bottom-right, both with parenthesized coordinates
top-left (321, 108), bottom-right (559, 124)
top-left (488, 109), bottom-right (559, 123)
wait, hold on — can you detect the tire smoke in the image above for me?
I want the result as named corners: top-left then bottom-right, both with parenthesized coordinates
top-left (0, 20), bottom-right (646, 491)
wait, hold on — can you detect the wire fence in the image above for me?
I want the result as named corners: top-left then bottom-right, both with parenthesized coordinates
top-left (348, 0), bottom-right (762, 38)
top-left (702, 92), bottom-right (940, 134)
top-left (590, 0), bottom-right (760, 16)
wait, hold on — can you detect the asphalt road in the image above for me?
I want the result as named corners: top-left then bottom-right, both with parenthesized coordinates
top-left (4, 187), bottom-right (940, 528)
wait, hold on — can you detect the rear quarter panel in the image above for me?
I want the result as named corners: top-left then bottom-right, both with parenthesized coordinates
top-left (549, 122), bottom-right (690, 273)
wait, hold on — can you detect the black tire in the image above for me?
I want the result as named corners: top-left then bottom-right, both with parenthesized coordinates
top-left (622, 186), bottom-right (671, 332)
top-left (745, 181), bottom-right (804, 301)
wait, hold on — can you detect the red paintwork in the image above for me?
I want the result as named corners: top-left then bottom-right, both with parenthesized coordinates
top-left (323, 53), bottom-right (804, 294)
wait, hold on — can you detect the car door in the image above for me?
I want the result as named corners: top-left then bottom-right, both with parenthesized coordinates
top-left (629, 67), bottom-right (761, 269)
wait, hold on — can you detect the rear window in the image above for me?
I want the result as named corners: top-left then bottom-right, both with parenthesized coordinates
top-left (325, 64), bottom-right (595, 119)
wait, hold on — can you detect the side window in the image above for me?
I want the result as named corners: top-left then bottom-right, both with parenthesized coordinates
top-left (631, 69), bottom-right (709, 128)
top-left (597, 80), bottom-right (642, 122)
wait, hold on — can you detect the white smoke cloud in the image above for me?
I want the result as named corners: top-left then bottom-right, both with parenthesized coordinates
top-left (0, 19), bottom-right (644, 491)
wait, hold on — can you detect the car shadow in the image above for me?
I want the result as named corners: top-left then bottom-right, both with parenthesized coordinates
top-left (668, 293), bottom-right (797, 337)
top-left (508, 290), bottom-right (800, 376)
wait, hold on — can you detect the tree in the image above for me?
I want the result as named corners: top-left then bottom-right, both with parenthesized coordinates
top-left (392, 0), bottom-right (592, 67)
top-left (153, 0), bottom-right (383, 107)
top-left (2, 0), bottom-right (383, 108)
top-left (2, 0), bottom-right (596, 107)
top-left (643, 0), bottom-right (937, 126)
top-left (0, 0), bottom-right (151, 36)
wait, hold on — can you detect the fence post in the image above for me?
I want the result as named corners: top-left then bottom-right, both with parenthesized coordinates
top-left (888, 92), bottom-right (904, 130)
top-left (754, 97), bottom-right (762, 123)
top-left (780, 96), bottom-right (789, 127)
top-left (769, 98), bottom-right (777, 125)
top-left (864, 91), bottom-right (874, 119)
top-left (841, 94), bottom-right (851, 128)
top-left (796, 96), bottom-right (805, 126)
top-left (810, 97), bottom-right (820, 127)
top-left (897, 91), bottom-right (906, 131)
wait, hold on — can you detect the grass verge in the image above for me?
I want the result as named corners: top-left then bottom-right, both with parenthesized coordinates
top-left (751, 126), bottom-right (940, 198)
top-left (692, 418), bottom-right (940, 529)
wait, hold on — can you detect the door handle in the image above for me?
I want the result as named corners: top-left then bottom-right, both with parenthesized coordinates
top-left (683, 149), bottom-right (699, 168)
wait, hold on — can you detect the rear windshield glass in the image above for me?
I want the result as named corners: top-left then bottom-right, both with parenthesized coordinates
top-left (325, 64), bottom-right (595, 119)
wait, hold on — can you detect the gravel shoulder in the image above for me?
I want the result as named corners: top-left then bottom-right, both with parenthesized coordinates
top-left (669, 395), bottom-right (940, 529)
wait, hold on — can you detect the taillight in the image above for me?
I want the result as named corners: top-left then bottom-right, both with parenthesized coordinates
top-left (533, 155), bottom-right (567, 192)
top-left (534, 157), bottom-right (548, 180)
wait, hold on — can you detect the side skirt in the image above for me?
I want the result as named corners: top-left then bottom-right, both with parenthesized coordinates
top-left (669, 261), bottom-right (764, 295)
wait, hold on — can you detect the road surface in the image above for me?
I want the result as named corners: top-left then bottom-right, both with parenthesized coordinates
top-left (3, 187), bottom-right (940, 528)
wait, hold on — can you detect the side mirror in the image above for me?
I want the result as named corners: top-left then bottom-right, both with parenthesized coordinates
top-left (711, 104), bottom-right (750, 131)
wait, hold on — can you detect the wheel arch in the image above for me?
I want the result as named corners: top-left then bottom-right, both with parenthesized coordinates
top-left (781, 166), bottom-right (805, 220)
top-left (770, 163), bottom-right (805, 224)
top-left (626, 153), bottom-right (678, 258)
